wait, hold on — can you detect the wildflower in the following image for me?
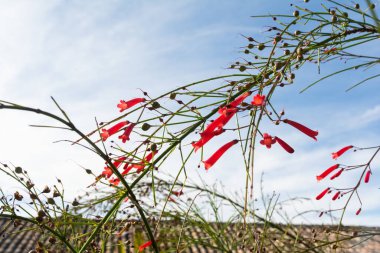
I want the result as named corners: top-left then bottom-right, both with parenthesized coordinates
top-left (364, 170), bottom-right (371, 183)
top-left (101, 121), bottom-right (128, 141)
top-left (119, 123), bottom-right (135, 143)
top-left (330, 168), bottom-right (344, 180)
top-left (229, 91), bottom-right (252, 107)
top-left (283, 119), bottom-right (318, 140)
top-left (356, 208), bottom-right (362, 215)
top-left (332, 145), bottom-right (353, 160)
top-left (316, 187), bottom-right (330, 200)
top-left (260, 133), bottom-right (276, 148)
top-left (316, 164), bottom-right (339, 181)
top-left (102, 167), bottom-right (113, 178)
top-left (102, 157), bottom-right (127, 178)
top-left (275, 136), bottom-right (294, 153)
top-left (332, 191), bottom-right (340, 201)
top-left (203, 140), bottom-right (239, 170)
top-left (192, 128), bottom-right (225, 152)
top-left (117, 98), bottom-right (146, 112)
top-left (138, 241), bottom-right (152, 252)
top-left (201, 109), bottom-right (236, 136)
top-left (251, 94), bottom-right (266, 106)
top-left (109, 177), bottom-right (120, 186)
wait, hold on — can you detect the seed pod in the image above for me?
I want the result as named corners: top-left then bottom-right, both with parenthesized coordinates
top-left (257, 43), bottom-right (265, 50)
top-left (142, 123), bottom-right (151, 131)
top-left (247, 44), bottom-right (254, 49)
top-left (15, 167), bottom-right (23, 174)
top-left (150, 143), bottom-right (157, 152)
top-left (284, 49), bottom-right (290, 55)
top-left (152, 101), bottom-right (160, 109)
top-left (244, 49), bottom-right (249, 54)
top-left (294, 30), bottom-right (301, 36)
top-left (47, 198), bottom-right (55, 205)
top-left (293, 10), bottom-right (299, 17)
top-left (331, 15), bottom-right (337, 22)
top-left (14, 191), bottom-right (23, 201)
top-left (239, 66), bottom-right (247, 72)
top-left (355, 3), bottom-right (360, 9)
top-left (169, 93), bottom-right (176, 100)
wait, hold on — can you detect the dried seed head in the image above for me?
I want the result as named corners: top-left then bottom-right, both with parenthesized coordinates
top-left (293, 10), bottom-right (300, 17)
top-left (169, 93), bottom-right (176, 100)
top-left (42, 186), bottom-right (50, 194)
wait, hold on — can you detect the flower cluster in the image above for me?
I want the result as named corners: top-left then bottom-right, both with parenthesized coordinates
top-left (315, 145), bottom-right (378, 216)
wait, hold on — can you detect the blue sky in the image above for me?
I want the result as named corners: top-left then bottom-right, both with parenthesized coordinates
top-left (0, 0), bottom-right (379, 226)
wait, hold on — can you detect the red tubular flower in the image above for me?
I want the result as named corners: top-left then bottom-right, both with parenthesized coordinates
top-left (192, 128), bottom-right (225, 152)
top-left (101, 121), bottom-right (128, 141)
top-left (332, 191), bottom-right (340, 201)
top-left (119, 123), bottom-right (135, 143)
top-left (364, 170), bottom-right (371, 183)
top-left (316, 164), bottom-right (339, 181)
top-left (102, 157), bottom-right (127, 178)
top-left (332, 145), bottom-right (353, 160)
top-left (201, 109), bottom-right (236, 137)
top-left (283, 119), bottom-right (318, 140)
top-left (203, 140), bottom-right (239, 170)
top-left (260, 133), bottom-right (276, 149)
top-left (316, 187), bottom-right (330, 200)
top-left (102, 167), bottom-right (113, 178)
top-left (117, 98), bottom-right (146, 112)
top-left (356, 208), bottom-right (362, 215)
top-left (229, 91), bottom-right (252, 107)
top-left (330, 168), bottom-right (344, 180)
top-left (109, 177), bottom-right (120, 186)
top-left (251, 94), bottom-right (266, 106)
top-left (274, 136), bottom-right (294, 153)
top-left (138, 241), bottom-right (152, 252)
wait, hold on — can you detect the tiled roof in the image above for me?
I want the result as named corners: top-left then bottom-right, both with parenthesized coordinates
top-left (1, 217), bottom-right (380, 252)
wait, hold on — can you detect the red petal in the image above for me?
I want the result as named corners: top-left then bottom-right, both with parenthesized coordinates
top-left (283, 119), bottom-right (318, 140)
top-left (316, 164), bottom-right (339, 181)
top-left (117, 98), bottom-right (146, 112)
top-left (275, 136), bottom-right (294, 154)
top-left (330, 168), bottom-right (344, 180)
top-left (364, 170), bottom-right (371, 183)
top-left (316, 187), bottom-right (330, 200)
top-left (332, 191), bottom-right (340, 201)
top-left (203, 140), bottom-right (238, 170)
top-left (332, 145), bottom-right (353, 160)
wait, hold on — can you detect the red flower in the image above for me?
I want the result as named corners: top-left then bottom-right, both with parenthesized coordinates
top-left (118, 123), bottom-right (135, 143)
top-left (330, 168), bottom-right (344, 180)
top-left (229, 91), bottom-right (252, 107)
top-left (332, 191), bottom-right (340, 201)
top-left (274, 136), bottom-right (294, 153)
top-left (201, 109), bottom-right (237, 136)
top-left (192, 128), bottom-right (225, 152)
top-left (283, 119), bottom-right (318, 140)
top-left (102, 157), bottom-right (127, 178)
top-left (102, 167), bottom-right (113, 178)
top-left (356, 208), bottom-right (362, 215)
top-left (316, 164), bottom-right (339, 181)
top-left (251, 94), bottom-right (266, 106)
top-left (260, 133), bottom-right (276, 148)
top-left (332, 145), bottom-right (353, 160)
top-left (316, 187), bottom-right (330, 200)
top-left (203, 140), bottom-right (239, 170)
top-left (122, 151), bottom-right (158, 175)
top-left (138, 241), bottom-right (152, 252)
top-left (117, 98), bottom-right (146, 112)
top-left (109, 177), bottom-right (120, 186)
top-left (364, 170), bottom-right (371, 183)
top-left (101, 121), bottom-right (128, 141)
